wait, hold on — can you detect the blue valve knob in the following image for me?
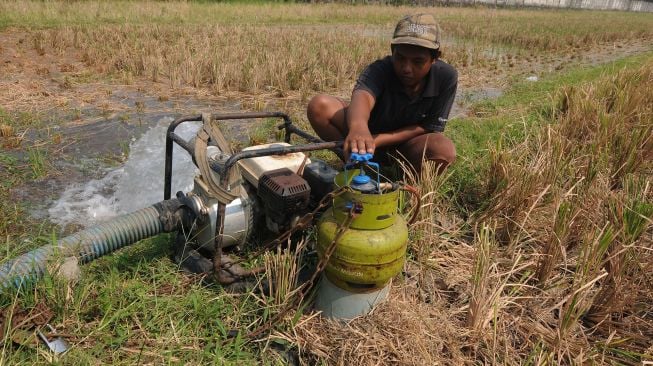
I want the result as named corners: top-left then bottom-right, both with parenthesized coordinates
top-left (349, 153), bottom-right (373, 162)
top-left (343, 152), bottom-right (381, 194)
top-left (350, 171), bottom-right (377, 193)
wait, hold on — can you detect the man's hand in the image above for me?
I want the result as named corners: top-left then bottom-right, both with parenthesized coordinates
top-left (345, 89), bottom-right (376, 157)
top-left (344, 127), bottom-right (375, 156)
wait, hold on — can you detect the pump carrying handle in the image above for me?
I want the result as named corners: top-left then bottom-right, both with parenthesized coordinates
top-left (344, 153), bottom-right (381, 193)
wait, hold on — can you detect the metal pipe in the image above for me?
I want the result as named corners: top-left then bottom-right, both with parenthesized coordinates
top-left (210, 111), bottom-right (291, 121)
top-left (279, 123), bottom-right (323, 144)
top-left (170, 133), bottom-right (195, 156)
top-left (165, 115), bottom-right (202, 200)
top-left (220, 141), bottom-right (344, 181)
top-left (165, 113), bottom-right (293, 201)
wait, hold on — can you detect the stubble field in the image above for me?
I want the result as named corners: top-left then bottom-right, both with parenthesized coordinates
top-left (0, 1), bottom-right (652, 365)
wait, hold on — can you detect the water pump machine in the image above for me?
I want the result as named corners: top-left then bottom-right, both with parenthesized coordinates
top-left (0, 111), bottom-right (418, 322)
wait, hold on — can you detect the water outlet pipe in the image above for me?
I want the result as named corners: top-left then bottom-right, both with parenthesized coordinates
top-left (0, 199), bottom-right (185, 290)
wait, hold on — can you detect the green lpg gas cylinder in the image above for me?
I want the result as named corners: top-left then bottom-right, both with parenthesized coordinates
top-left (316, 170), bottom-right (408, 292)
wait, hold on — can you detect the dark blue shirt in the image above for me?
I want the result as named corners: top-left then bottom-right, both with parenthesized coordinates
top-left (354, 56), bottom-right (457, 134)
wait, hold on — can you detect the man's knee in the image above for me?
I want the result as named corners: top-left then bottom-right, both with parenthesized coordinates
top-left (399, 133), bottom-right (456, 173)
top-left (307, 94), bottom-right (348, 140)
top-left (307, 94), bottom-right (337, 125)
top-left (426, 133), bottom-right (456, 164)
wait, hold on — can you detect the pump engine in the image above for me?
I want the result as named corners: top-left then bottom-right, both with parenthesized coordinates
top-left (165, 116), bottom-right (340, 262)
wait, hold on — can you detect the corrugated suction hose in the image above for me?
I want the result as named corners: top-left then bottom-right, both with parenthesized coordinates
top-left (0, 199), bottom-right (183, 290)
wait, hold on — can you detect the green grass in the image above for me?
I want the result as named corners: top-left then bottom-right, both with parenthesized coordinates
top-left (0, 108), bottom-right (59, 246)
top-left (0, 151), bottom-right (32, 243)
top-left (0, 107), bottom-right (45, 131)
top-left (0, 236), bottom-right (269, 364)
top-left (26, 148), bottom-right (47, 180)
top-left (248, 117), bottom-right (283, 145)
top-left (472, 51), bottom-right (653, 113)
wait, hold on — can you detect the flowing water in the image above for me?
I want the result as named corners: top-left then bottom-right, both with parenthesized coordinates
top-left (47, 117), bottom-right (200, 230)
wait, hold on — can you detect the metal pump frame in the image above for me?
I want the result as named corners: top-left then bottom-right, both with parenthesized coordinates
top-left (164, 111), bottom-right (345, 285)
top-left (164, 111), bottom-right (343, 201)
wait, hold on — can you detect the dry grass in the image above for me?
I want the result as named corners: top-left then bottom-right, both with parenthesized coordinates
top-left (0, 124), bottom-right (13, 138)
top-left (37, 25), bottom-right (386, 97)
top-left (259, 238), bottom-right (307, 314)
top-left (278, 291), bottom-right (469, 365)
top-left (273, 56), bottom-right (653, 365)
top-left (30, 21), bottom-right (653, 98)
top-left (475, 57), bottom-right (653, 363)
top-left (1, 2), bottom-right (653, 364)
top-left (1, 1), bottom-right (649, 102)
top-left (27, 23), bottom-right (523, 98)
top-left (3, 1), bottom-right (652, 51)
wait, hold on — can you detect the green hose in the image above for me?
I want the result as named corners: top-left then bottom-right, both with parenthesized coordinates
top-left (0, 200), bottom-right (181, 290)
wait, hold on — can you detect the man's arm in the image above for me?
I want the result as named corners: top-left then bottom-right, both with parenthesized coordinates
top-left (354, 62), bottom-right (457, 151)
top-left (346, 89), bottom-right (433, 152)
top-left (344, 89), bottom-right (376, 155)
top-left (373, 124), bottom-right (427, 148)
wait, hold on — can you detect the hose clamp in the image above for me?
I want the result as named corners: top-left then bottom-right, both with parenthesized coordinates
top-left (176, 191), bottom-right (209, 222)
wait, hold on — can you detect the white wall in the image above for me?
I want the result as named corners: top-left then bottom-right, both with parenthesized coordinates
top-left (466, 0), bottom-right (653, 11)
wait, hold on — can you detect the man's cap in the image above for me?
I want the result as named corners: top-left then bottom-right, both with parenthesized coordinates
top-left (391, 14), bottom-right (441, 50)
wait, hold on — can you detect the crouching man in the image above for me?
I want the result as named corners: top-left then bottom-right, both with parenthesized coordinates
top-left (307, 14), bottom-right (457, 175)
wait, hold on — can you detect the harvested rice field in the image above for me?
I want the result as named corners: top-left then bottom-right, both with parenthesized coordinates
top-left (0, 1), bottom-right (652, 365)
